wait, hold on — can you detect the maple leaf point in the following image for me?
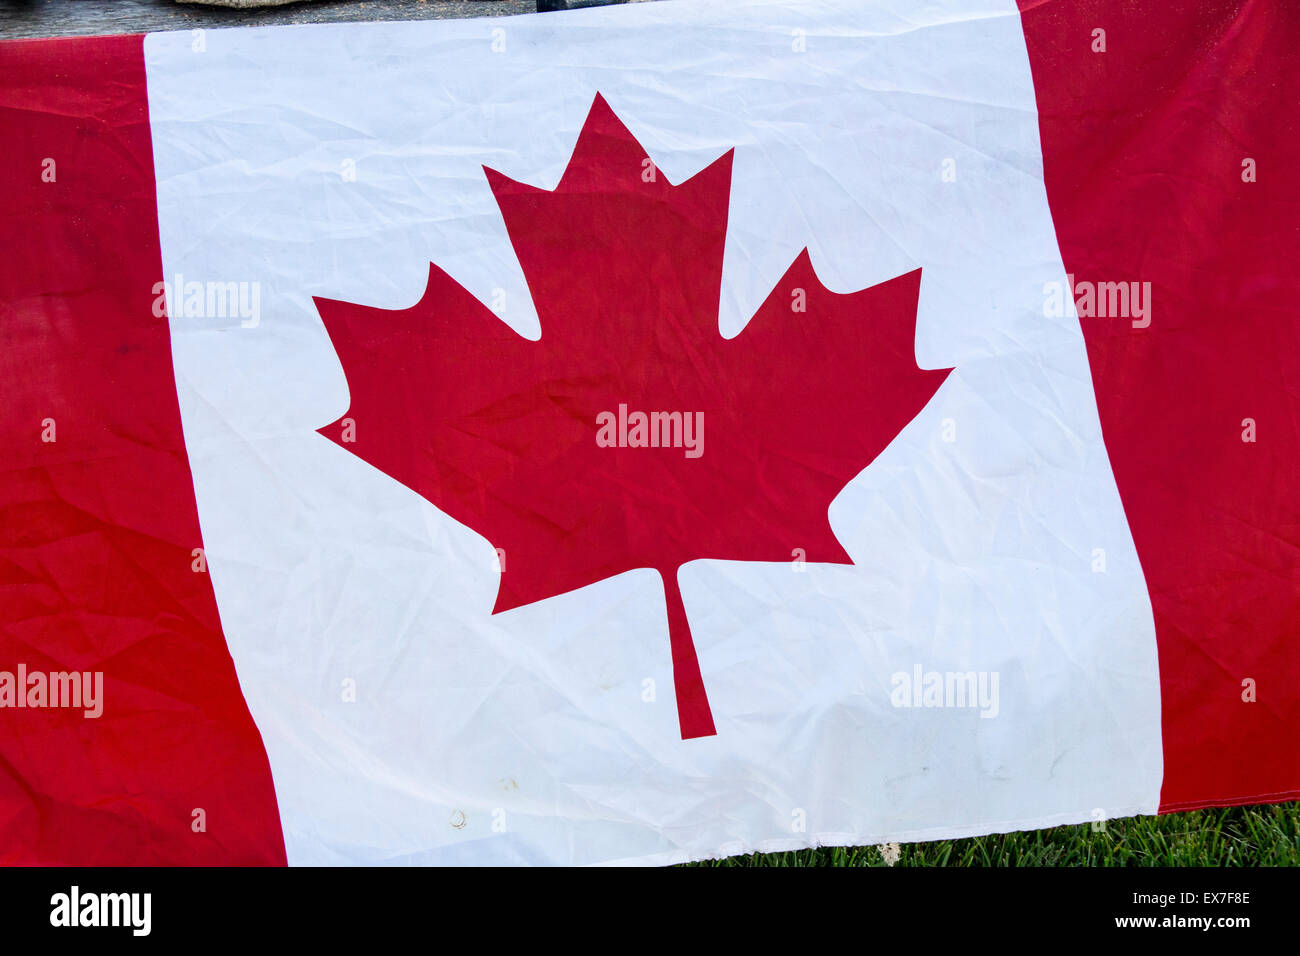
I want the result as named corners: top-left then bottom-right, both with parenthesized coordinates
top-left (315, 93), bottom-right (952, 740)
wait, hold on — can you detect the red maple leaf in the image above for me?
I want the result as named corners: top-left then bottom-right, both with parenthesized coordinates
top-left (315, 94), bottom-right (951, 740)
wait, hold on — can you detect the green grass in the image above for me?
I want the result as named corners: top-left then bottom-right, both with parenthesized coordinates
top-left (691, 803), bottom-right (1300, 866)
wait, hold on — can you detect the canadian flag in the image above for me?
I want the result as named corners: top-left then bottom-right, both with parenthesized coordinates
top-left (1, 0), bottom-right (1296, 866)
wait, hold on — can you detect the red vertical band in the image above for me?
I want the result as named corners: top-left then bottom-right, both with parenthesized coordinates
top-left (1018, 0), bottom-right (1300, 809)
top-left (0, 35), bottom-right (286, 863)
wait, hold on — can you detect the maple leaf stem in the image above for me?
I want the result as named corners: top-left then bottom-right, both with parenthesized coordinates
top-left (659, 566), bottom-right (717, 740)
